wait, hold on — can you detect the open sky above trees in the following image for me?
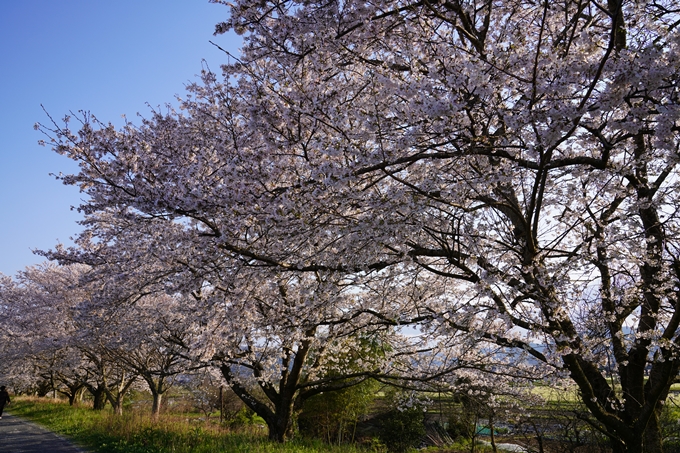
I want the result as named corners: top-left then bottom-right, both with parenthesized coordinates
top-left (0, 0), bottom-right (240, 276)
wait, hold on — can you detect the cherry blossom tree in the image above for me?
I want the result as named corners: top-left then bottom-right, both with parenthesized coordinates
top-left (43, 210), bottom-right (521, 441)
top-left (0, 274), bottom-right (33, 392)
top-left (213, 2), bottom-right (680, 451)
top-left (0, 264), bottom-right (144, 410)
top-left (37, 0), bottom-right (680, 451)
top-left (99, 293), bottom-right (194, 417)
top-left (79, 348), bottom-right (139, 413)
top-left (0, 264), bottom-right (92, 401)
top-left (55, 265), bottom-right (198, 416)
top-left (192, 271), bottom-right (403, 442)
top-left (67, 244), bottom-right (433, 441)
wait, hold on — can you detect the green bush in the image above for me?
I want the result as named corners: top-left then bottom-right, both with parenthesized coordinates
top-left (446, 411), bottom-right (475, 441)
top-left (661, 403), bottom-right (680, 453)
top-left (299, 379), bottom-right (379, 444)
top-left (378, 407), bottom-right (425, 453)
top-left (664, 439), bottom-right (680, 453)
top-left (227, 406), bottom-right (262, 427)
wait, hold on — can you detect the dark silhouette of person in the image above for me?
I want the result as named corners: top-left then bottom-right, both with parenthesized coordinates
top-left (0, 385), bottom-right (10, 419)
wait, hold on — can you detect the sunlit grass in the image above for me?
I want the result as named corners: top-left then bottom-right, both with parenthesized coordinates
top-left (8, 396), bottom-right (367, 453)
top-left (530, 384), bottom-right (581, 403)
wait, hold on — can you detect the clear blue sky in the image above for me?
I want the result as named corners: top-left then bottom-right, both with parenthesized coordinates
top-left (0, 0), bottom-right (240, 276)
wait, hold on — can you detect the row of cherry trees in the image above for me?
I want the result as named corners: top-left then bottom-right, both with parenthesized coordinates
top-left (0, 263), bottom-right (190, 416)
top-left (2, 261), bottom-right (525, 441)
top-left (7, 0), bottom-right (680, 451)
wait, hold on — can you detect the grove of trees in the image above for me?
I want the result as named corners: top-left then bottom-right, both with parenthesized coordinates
top-left (1, 1), bottom-right (679, 452)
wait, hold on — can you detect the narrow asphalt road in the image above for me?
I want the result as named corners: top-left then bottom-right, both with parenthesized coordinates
top-left (0, 413), bottom-right (88, 453)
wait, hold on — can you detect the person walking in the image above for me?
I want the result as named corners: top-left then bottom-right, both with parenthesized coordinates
top-left (0, 386), bottom-right (10, 419)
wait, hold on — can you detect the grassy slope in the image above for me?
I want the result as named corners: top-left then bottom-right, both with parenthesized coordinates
top-left (7, 397), bottom-right (366, 453)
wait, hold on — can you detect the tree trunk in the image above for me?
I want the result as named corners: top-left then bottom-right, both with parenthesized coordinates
top-left (531, 421), bottom-right (544, 453)
top-left (61, 383), bottom-right (84, 406)
top-left (218, 331), bottom-right (319, 443)
top-left (36, 381), bottom-right (51, 397)
top-left (92, 387), bottom-right (107, 410)
top-left (609, 427), bottom-right (647, 453)
top-left (470, 413), bottom-right (478, 453)
top-left (110, 400), bottom-right (123, 415)
top-left (107, 393), bottom-right (124, 415)
top-left (643, 411), bottom-right (663, 453)
top-left (219, 386), bottom-right (223, 424)
top-left (106, 391), bottom-right (124, 415)
top-left (220, 364), bottom-right (298, 443)
top-left (264, 406), bottom-right (296, 443)
top-left (103, 371), bottom-right (137, 417)
top-left (139, 374), bottom-right (167, 418)
top-left (151, 390), bottom-right (163, 417)
top-left (67, 387), bottom-right (84, 406)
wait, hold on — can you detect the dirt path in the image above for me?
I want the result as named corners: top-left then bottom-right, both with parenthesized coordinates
top-left (0, 413), bottom-right (89, 452)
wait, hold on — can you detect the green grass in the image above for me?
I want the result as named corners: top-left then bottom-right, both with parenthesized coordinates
top-left (8, 397), bottom-right (368, 453)
top-left (530, 384), bottom-right (581, 403)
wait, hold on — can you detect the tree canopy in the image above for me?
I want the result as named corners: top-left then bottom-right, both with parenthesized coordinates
top-left (33, 1), bottom-right (680, 451)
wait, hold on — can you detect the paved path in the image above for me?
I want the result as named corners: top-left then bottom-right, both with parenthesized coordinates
top-left (0, 414), bottom-right (88, 453)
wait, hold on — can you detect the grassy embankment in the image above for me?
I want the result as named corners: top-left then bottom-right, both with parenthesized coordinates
top-left (8, 396), bottom-right (368, 453)
top-left (14, 386), bottom-right (679, 453)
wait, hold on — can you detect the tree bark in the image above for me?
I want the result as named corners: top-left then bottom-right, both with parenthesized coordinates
top-left (66, 386), bottom-right (84, 406)
top-left (59, 381), bottom-right (84, 407)
top-left (138, 373), bottom-right (168, 418)
top-left (643, 409), bottom-right (663, 453)
top-left (220, 364), bottom-right (299, 442)
top-left (103, 371), bottom-right (136, 416)
top-left (151, 390), bottom-right (163, 417)
top-left (110, 399), bottom-right (124, 415)
top-left (91, 386), bottom-right (107, 410)
top-left (264, 406), bottom-right (296, 443)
